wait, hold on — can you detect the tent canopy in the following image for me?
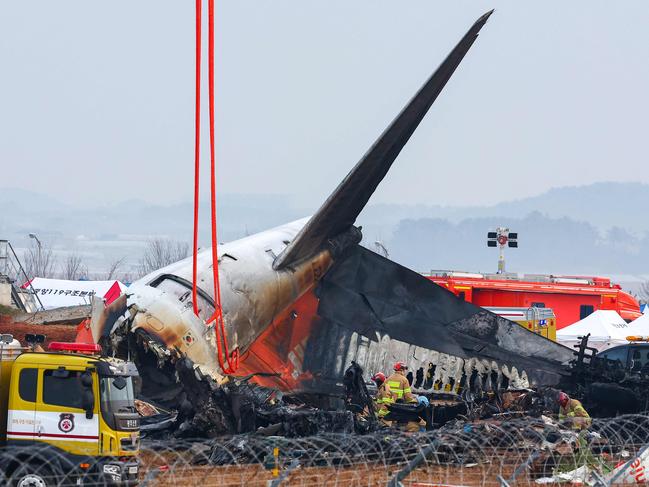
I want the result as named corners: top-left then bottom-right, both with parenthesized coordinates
top-left (628, 312), bottom-right (649, 335)
top-left (557, 310), bottom-right (631, 352)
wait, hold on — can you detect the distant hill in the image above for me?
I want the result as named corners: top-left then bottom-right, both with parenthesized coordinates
top-left (386, 212), bottom-right (645, 276)
top-left (359, 182), bottom-right (649, 236)
top-left (474, 182), bottom-right (649, 232)
top-left (1, 182), bottom-right (647, 278)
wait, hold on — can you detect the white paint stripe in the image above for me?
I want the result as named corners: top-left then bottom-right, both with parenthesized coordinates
top-left (8, 409), bottom-right (99, 441)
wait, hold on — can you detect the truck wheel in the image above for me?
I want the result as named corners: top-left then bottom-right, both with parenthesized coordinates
top-left (10, 463), bottom-right (59, 487)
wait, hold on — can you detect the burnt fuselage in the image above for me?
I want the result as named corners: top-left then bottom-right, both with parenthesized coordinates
top-left (99, 218), bottom-right (573, 399)
top-left (112, 218), bottom-right (333, 382)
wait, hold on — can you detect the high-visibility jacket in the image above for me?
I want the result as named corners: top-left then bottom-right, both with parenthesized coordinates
top-left (386, 371), bottom-right (417, 403)
top-left (374, 382), bottom-right (394, 418)
top-left (559, 399), bottom-right (591, 430)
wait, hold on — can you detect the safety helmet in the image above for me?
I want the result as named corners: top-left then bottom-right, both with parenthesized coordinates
top-left (394, 361), bottom-right (408, 371)
top-left (371, 372), bottom-right (386, 384)
top-left (557, 392), bottom-right (569, 407)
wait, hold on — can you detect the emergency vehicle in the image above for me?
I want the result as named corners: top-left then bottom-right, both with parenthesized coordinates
top-left (598, 336), bottom-right (649, 372)
top-left (0, 335), bottom-right (140, 486)
top-left (427, 272), bottom-right (641, 329)
top-left (484, 306), bottom-right (557, 341)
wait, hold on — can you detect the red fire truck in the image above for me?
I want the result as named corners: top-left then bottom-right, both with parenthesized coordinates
top-left (427, 272), bottom-right (641, 329)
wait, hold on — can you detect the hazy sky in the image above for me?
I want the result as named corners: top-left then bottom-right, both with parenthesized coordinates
top-left (2, 1), bottom-right (649, 210)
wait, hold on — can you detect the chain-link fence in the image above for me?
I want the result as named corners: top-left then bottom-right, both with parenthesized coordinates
top-left (3, 414), bottom-right (649, 486)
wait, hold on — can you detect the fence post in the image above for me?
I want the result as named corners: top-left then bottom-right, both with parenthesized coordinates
top-left (387, 439), bottom-right (440, 487)
top-left (506, 449), bottom-right (541, 484)
top-left (268, 458), bottom-right (300, 487)
top-left (496, 475), bottom-right (511, 487)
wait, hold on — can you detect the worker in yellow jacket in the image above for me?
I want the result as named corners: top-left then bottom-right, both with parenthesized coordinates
top-left (558, 392), bottom-right (591, 430)
top-left (386, 362), bottom-right (425, 432)
top-left (371, 372), bottom-right (394, 425)
top-left (386, 362), bottom-right (418, 403)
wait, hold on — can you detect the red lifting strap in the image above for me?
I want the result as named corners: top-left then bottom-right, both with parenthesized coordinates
top-left (192, 0), bottom-right (239, 374)
top-left (191, 0), bottom-right (201, 318)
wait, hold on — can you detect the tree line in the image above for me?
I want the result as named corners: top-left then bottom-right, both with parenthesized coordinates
top-left (21, 238), bottom-right (190, 283)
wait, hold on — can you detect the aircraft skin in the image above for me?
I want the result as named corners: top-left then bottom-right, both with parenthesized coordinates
top-left (115, 218), bottom-right (333, 383)
top-left (91, 11), bottom-right (575, 405)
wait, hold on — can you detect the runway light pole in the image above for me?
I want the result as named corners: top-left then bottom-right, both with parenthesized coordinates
top-left (28, 233), bottom-right (41, 250)
top-left (487, 227), bottom-right (518, 274)
top-left (374, 241), bottom-right (389, 259)
top-left (28, 233), bottom-right (42, 275)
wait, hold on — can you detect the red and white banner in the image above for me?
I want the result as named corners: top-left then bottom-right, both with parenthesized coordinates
top-left (23, 277), bottom-right (126, 309)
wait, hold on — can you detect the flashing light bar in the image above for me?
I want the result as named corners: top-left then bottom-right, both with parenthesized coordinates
top-left (48, 342), bottom-right (101, 354)
top-left (626, 336), bottom-right (649, 342)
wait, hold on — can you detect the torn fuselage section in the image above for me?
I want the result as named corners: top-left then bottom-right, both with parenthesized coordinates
top-left (305, 245), bottom-right (575, 397)
top-left (94, 221), bottom-right (357, 406)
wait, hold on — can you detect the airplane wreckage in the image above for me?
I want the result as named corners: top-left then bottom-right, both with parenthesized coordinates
top-left (86, 11), bottom-right (646, 436)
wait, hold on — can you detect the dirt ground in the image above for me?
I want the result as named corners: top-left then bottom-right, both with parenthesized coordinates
top-left (136, 444), bottom-right (645, 487)
top-left (0, 315), bottom-right (78, 346)
top-left (140, 463), bottom-right (519, 487)
top-left (140, 463), bottom-right (645, 486)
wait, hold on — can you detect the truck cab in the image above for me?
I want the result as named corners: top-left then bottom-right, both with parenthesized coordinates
top-left (597, 337), bottom-right (649, 373)
top-left (0, 337), bottom-right (140, 486)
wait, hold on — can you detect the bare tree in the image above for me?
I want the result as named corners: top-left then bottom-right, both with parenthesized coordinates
top-left (61, 253), bottom-right (85, 280)
top-left (638, 281), bottom-right (649, 305)
top-left (139, 239), bottom-right (190, 276)
top-left (23, 241), bottom-right (57, 278)
top-left (105, 257), bottom-right (126, 280)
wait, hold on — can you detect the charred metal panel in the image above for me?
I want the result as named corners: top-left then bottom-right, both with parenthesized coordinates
top-left (306, 246), bottom-right (573, 389)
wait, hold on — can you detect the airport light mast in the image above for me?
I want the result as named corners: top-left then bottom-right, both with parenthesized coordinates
top-left (374, 241), bottom-right (389, 259)
top-left (487, 227), bottom-right (517, 274)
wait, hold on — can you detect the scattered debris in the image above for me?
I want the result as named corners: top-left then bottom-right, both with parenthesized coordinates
top-left (535, 465), bottom-right (591, 484)
top-left (135, 399), bottom-right (161, 417)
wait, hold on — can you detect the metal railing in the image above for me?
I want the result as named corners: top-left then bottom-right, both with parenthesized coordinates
top-left (0, 239), bottom-right (44, 311)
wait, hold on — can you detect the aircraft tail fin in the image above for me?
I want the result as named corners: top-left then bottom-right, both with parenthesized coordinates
top-left (274, 10), bottom-right (493, 270)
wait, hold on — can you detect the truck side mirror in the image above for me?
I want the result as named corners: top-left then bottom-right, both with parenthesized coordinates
top-left (80, 371), bottom-right (94, 419)
top-left (52, 367), bottom-right (70, 379)
top-left (82, 389), bottom-right (95, 419)
top-left (80, 371), bottom-right (93, 388)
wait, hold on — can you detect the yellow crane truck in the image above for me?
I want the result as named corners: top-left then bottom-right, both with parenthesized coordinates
top-left (0, 334), bottom-right (140, 486)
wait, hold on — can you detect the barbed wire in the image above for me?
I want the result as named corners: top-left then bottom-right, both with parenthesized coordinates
top-left (3, 414), bottom-right (649, 486)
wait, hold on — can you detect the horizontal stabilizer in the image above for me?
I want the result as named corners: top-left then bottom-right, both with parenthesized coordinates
top-left (274, 10), bottom-right (493, 269)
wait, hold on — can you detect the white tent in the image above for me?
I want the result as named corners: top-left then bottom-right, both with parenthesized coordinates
top-left (627, 312), bottom-right (649, 336)
top-left (557, 310), bottom-right (631, 352)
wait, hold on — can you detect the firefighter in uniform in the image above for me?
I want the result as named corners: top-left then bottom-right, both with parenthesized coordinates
top-left (557, 391), bottom-right (591, 430)
top-left (386, 362), bottom-right (425, 432)
top-left (386, 362), bottom-right (417, 403)
top-left (371, 372), bottom-right (394, 426)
